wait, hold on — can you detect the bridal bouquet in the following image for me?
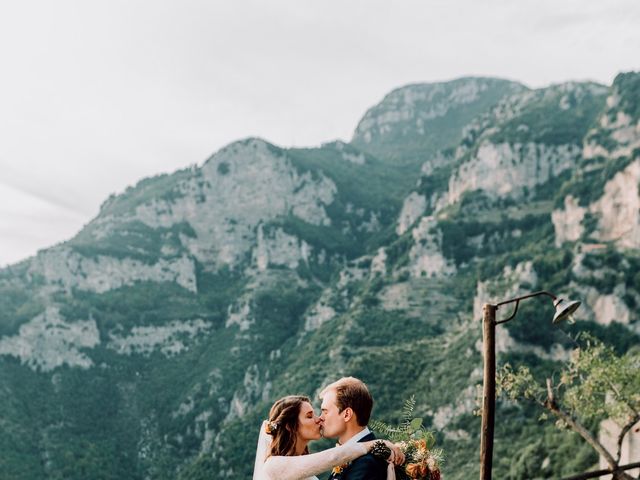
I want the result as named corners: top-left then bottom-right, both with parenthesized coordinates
top-left (371, 397), bottom-right (444, 480)
top-left (397, 436), bottom-right (443, 480)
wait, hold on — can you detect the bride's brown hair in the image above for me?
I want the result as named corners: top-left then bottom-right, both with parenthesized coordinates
top-left (267, 395), bottom-right (311, 457)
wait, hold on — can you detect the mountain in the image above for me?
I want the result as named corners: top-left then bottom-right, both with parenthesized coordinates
top-left (0, 73), bottom-right (639, 480)
top-left (351, 77), bottom-right (526, 171)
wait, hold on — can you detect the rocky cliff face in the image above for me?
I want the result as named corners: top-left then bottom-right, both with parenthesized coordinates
top-left (447, 141), bottom-right (580, 204)
top-left (354, 78), bottom-right (498, 144)
top-left (439, 82), bottom-right (606, 207)
top-left (544, 75), bottom-right (640, 336)
top-left (0, 73), bottom-right (639, 480)
top-left (551, 75), bottom-right (640, 250)
top-left (351, 77), bottom-right (526, 168)
top-left (0, 306), bottom-right (100, 371)
top-left (88, 138), bottom-right (337, 270)
top-left (590, 159), bottom-right (640, 248)
top-left (29, 247), bottom-right (198, 293)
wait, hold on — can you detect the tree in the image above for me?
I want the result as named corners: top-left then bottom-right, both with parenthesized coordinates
top-left (497, 335), bottom-right (640, 480)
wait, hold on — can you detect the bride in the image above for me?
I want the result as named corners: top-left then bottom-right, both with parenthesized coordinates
top-left (253, 395), bottom-right (403, 480)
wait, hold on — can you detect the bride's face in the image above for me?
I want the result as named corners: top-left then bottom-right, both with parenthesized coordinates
top-left (297, 401), bottom-right (322, 441)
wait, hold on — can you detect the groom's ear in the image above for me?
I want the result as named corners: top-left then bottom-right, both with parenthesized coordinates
top-left (342, 407), bottom-right (354, 422)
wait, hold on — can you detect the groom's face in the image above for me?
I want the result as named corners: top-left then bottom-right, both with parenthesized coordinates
top-left (320, 389), bottom-right (347, 439)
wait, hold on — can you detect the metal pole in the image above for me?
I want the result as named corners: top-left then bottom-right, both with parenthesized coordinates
top-left (560, 462), bottom-right (640, 480)
top-left (480, 303), bottom-right (497, 480)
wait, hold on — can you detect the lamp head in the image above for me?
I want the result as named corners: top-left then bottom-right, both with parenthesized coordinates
top-left (552, 298), bottom-right (581, 324)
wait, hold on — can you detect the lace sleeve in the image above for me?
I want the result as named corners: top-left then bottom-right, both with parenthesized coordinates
top-left (263, 442), bottom-right (368, 480)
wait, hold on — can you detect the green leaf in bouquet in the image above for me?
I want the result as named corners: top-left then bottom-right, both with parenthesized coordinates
top-left (401, 396), bottom-right (417, 430)
top-left (409, 418), bottom-right (423, 430)
top-left (424, 431), bottom-right (436, 449)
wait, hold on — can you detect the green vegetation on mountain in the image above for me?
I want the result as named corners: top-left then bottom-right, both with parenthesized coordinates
top-left (555, 154), bottom-right (635, 208)
top-left (614, 71), bottom-right (640, 120)
top-left (99, 169), bottom-right (195, 218)
top-left (288, 142), bottom-right (407, 214)
top-left (72, 221), bottom-right (197, 263)
top-left (489, 83), bottom-right (607, 146)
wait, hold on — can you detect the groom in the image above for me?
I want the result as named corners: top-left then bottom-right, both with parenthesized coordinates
top-left (319, 377), bottom-right (388, 480)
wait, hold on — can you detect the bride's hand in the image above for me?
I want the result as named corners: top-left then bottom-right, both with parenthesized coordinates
top-left (364, 440), bottom-right (405, 466)
top-left (384, 440), bottom-right (405, 466)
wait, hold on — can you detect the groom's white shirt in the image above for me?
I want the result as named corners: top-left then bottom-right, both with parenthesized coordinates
top-left (342, 426), bottom-right (371, 446)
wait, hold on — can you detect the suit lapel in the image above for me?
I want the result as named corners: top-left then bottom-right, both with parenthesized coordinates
top-left (329, 431), bottom-right (376, 479)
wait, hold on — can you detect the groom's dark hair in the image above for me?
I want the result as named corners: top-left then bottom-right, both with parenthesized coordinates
top-left (321, 377), bottom-right (373, 426)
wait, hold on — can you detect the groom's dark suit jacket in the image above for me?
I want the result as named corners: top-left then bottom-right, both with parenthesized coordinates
top-left (327, 432), bottom-right (388, 480)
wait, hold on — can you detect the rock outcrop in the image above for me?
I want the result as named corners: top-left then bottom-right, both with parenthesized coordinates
top-left (0, 307), bottom-right (99, 371)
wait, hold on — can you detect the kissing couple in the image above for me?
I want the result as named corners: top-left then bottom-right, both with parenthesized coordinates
top-left (253, 377), bottom-right (405, 480)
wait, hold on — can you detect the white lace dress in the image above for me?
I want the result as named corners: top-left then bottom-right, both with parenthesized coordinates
top-left (262, 442), bottom-right (368, 480)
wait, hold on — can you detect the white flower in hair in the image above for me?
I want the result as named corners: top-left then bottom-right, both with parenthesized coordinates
top-left (265, 420), bottom-right (279, 434)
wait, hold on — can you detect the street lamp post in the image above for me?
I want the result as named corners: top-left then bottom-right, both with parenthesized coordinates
top-left (479, 291), bottom-right (581, 480)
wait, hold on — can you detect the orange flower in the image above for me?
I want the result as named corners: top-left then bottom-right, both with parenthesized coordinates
top-left (406, 461), bottom-right (431, 479)
top-left (405, 463), bottom-right (422, 479)
top-left (417, 439), bottom-right (427, 451)
top-left (332, 463), bottom-right (349, 475)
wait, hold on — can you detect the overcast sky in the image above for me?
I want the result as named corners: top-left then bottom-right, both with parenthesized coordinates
top-left (1, 0), bottom-right (639, 267)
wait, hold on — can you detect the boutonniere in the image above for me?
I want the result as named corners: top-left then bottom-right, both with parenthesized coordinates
top-left (332, 462), bottom-right (349, 476)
